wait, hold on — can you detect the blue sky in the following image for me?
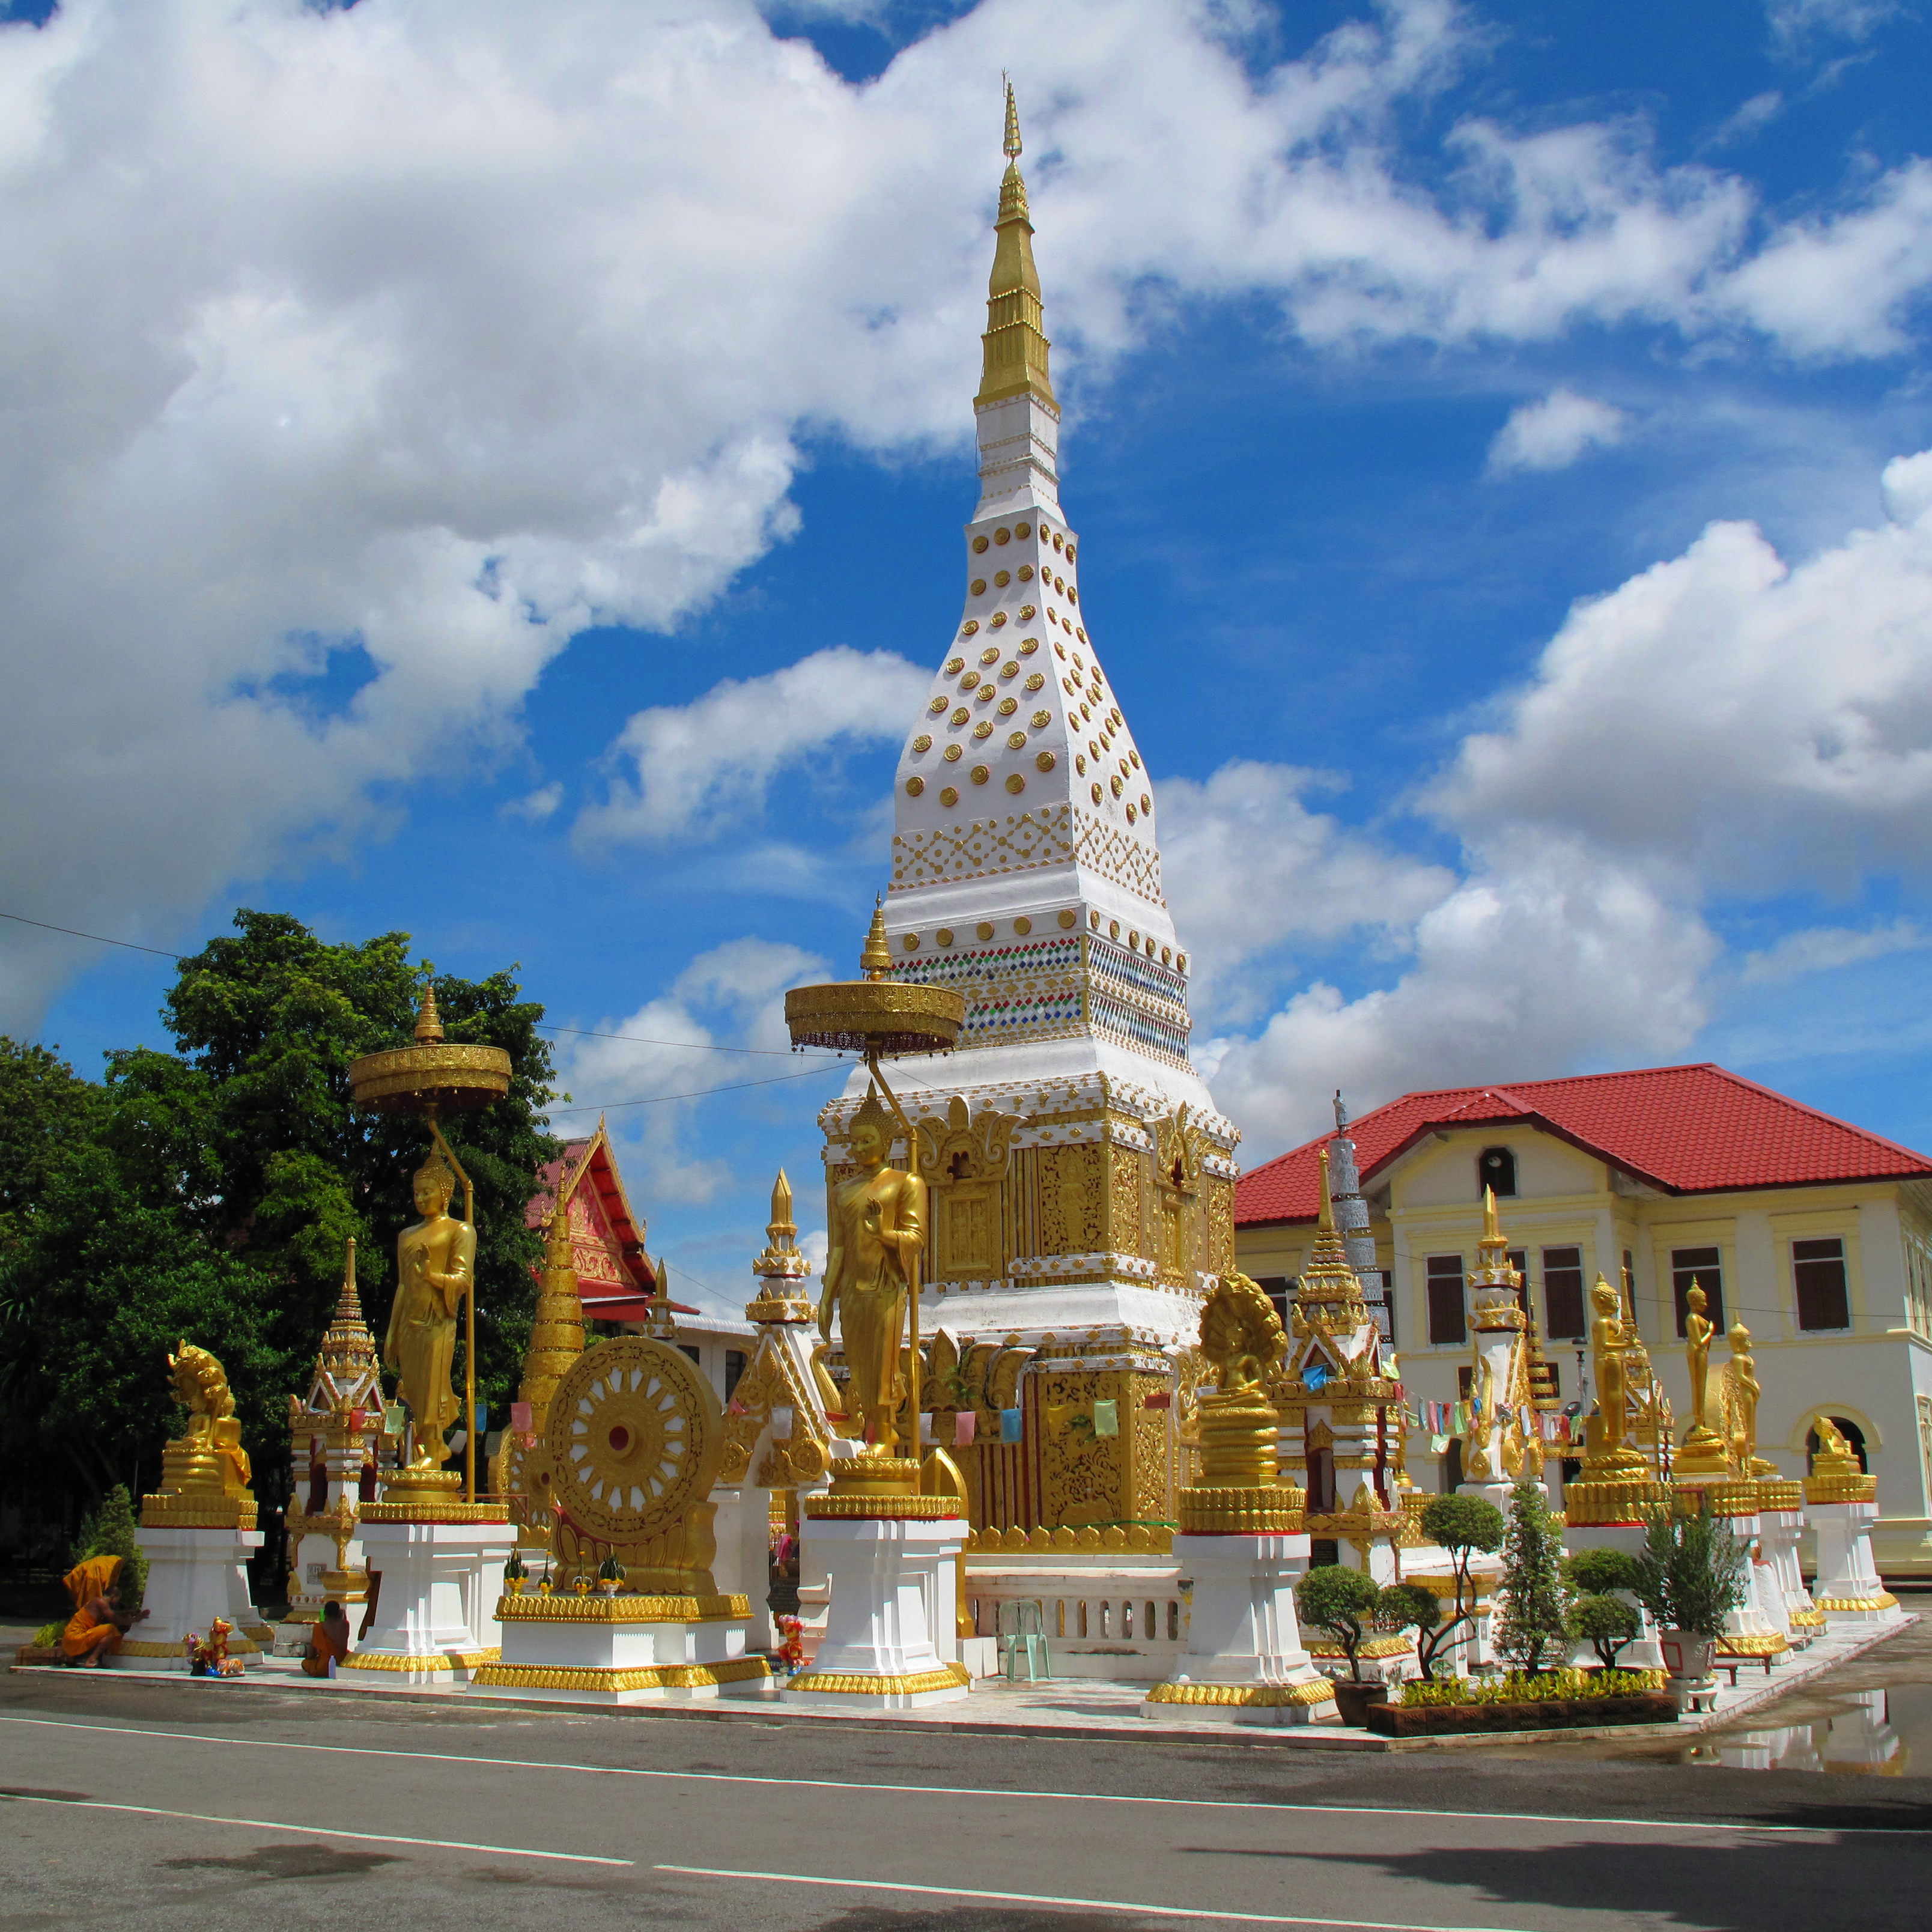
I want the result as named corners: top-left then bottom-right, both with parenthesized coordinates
top-left (6, 0), bottom-right (1932, 1315)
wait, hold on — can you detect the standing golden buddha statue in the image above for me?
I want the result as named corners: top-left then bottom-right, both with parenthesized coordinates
top-left (384, 1136), bottom-right (475, 1473)
top-left (820, 1085), bottom-right (926, 1454)
top-left (1676, 1282), bottom-right (1732, 1476)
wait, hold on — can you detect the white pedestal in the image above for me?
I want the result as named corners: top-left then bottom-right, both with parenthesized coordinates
top-left (1713, 1511), bottom-right (1790, 1665)
top-left (1141, 1533), bottom-right (1334, 1725)
top-left (115, 1526), bottom-right (267, 1669)
top-left (340, 1514), bottom-right (517, 1684)
top-left (1809, 1499), bottom-right (1903, 1624)
top-left (471, 1592), bottom-right (771, 1705)
top-left (784, 1512), bottom-right (970, 1712)
top-left (711, 1486), bottom-right (775, 1653)
top-left (1558, 1522), bottom-right (1662, 1671)
top-left (1758, 1504), bottom-right (1822, 1641)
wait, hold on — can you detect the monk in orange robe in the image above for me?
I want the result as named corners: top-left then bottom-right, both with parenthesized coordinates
top-left (62, 1593), bottom-right (127, 1666)
top-left (300, 1601), bottom-right (352, 1678)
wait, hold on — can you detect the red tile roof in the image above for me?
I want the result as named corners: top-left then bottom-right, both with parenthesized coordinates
top-left (1235, 1063), bottom-right (1932, 1226)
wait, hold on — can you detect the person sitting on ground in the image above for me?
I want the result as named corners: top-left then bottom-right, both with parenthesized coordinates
top-left (300, 1600), bottom-right (353, 1678)
top-left (62, 1589), bottom-right (139, 1667)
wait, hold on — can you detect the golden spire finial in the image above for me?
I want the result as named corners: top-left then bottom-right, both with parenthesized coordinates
top-left (977, 79), bottom-right (1056, 410)
top-left (1316, 1148), bottom-right (1334, 1233)
top-left (769, 1168), bottom-right (795, 1242)
top-left (413, 969), bottom-right (443, 1045)
top-left (1483, 1184), bottom-right (1500, 1243)
top-left (860, 898), bottom-right (892, 980)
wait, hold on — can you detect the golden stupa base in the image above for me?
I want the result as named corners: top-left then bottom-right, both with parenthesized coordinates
top-left (1755, 1478), bottom-right (1804, 1512)
top-left (363, 1466), bottom-right (507, 1523)
top-left (1805, 1471), bottom-right (1879, 1505)
top-left (1563, 1474), bottom-right (1669, 1525)
top-left (1672, 1478), bottom-right (1760, 1517)
top-left (1177, 1484), bottom-right (1301, 1536)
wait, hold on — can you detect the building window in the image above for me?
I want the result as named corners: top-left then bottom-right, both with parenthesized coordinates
top-left (1478, 1146), bottom-right (1517, 1197)
top-left (1543, 1246), bottom-right (1586, 1340)
top-left (1792, 1238), bottom-right (1850, 1331)
top-left (1807, 1416), bottom-right (1867, 1474)
top-left (1671, 1247), bottom-right (1724, 1337)
top-left (677, 1343), bottom-right (702, 1367)
top-left (1426, 1255), bottom-right (1466, 1346)
top-left (724, 1349), bottom-right (748, 1400)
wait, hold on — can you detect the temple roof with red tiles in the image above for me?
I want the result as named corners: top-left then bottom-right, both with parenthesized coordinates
top-left (527, 1122), bottom-right (695, 1320)
top-left (1235, 1063), bottom-right (1932, 1227)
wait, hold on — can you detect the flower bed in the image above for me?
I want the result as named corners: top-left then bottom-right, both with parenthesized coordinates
top-left (1364, 1668), bottom-right (1676, 1737)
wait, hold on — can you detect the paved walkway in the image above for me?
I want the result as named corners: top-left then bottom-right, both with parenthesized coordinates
top-left (12, 1615), bottom-right (1916, 1751)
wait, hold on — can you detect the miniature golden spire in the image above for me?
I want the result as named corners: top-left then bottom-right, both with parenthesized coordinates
top-left (413, 970), bottom-right (444, 1045)
top-left (747, 1167), bottom-right (813, 1320)
top-left (977, 79), bottom-right (1057, 410)
top-left (515, 1181), bottom-right (585, 1431)
top-left (860, 899), bottom-right (893, 980)
top-left (318, 1236), bottom-right (380, 1380)
top-left (769, 1169), bottom-right (796, 1244)
top-left (1292, 1149), bottom-right (1365, 1307)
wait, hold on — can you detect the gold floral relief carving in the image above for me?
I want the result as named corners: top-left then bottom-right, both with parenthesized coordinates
top-left (1037, 1368), bottom-right (1130, 1528)
top-left (1108, 1144), bottom-right (1144, 1256)
top-left (1206, 1177), bottom-right (1236, 1278)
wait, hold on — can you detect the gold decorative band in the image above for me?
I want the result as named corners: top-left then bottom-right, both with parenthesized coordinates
top-left (787, 1663), bottom-right (968, 1697)
top-left (1176, 1485), bottom-right (1299, 1535)
top-left (1144, 1677), bottom-right (1335, 1708)
top-left (139, 1498), bottom-right (259, 1530)
top-left (1306, 1634), bottom-right (1415, 1660)
top-left (359, 1500), bottom-right (512, 1523)
top-left (803, 1495), bottom-right (965, 1520)
top-left (471, 1657), bottom-right (771, 1694)
top-left (117, 1636), bottom-right (261, 1659)
top-left (1814, 1591), bottom-right (1899, 1611)
top-left (442, 1648), bottom-right (501, 1669)
top-left (1561, 1477), bottom-right (1669, 1523)
top-left (1755, 1480), bottom-right (1803, 1511)
top-left (1804, 1475), bottom-right (1879, 1504)
top-left (497, 1593), bottom-right (750, 1623)
top-left (1715, 1632), bottom-right (1790, 1656)
top-left (341, 1650), bottom-right (453, 1673)
top-left (1788, 1607), bottom-right (1827, 1627)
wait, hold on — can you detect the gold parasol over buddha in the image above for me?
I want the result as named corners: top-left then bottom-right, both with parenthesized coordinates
top-left (786, 905), bottom-right (964, 1481)
top-left (347, 974), bottom-right (513, 1506)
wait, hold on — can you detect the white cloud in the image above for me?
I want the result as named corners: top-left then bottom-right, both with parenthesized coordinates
top-left (1438, 448), bottom-right (1932, 891)
top-left (1156, 760), bottom-right (1454, 1022)
top-left (553, 935), bottom-right (828, 1204)
top-left (1766, 0), bottom-right (1900, 49)
top-left (1204, 836), bottom-right (1715, 1154)
top-left (7, 0), bottom-right (1932, 1026)
top-left (1737, 918), bottom-right (1927, 983)
top-left (502, 782), bottom-right (563, 823)
top-left (1487, 389), bottom-right (1629, 474)
top-left (578, 647), bottom-right (929, 848)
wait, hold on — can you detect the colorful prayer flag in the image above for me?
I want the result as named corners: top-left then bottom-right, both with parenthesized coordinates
top-left (510, 1402), bottom-right (532, 1433)
top-left (1092, 1400), bottom-right (1119, 1438)
top-left (1000, 1406), bottom-right (1022, 1444)
top-left (954, 1411), bottom-right (976, 1447)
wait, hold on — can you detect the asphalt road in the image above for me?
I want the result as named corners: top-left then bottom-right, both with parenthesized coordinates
top-left (1, 1668), bottom-right (1926, 1932)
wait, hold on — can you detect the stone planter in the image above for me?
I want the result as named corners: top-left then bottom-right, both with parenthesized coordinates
top-left (1332, 1679), bottom-right (1390, 1727)
top-left (1367, 1694), bottom-right (1677, 1739)
top-left (1659, 1628), bottom-right (1718, 1710)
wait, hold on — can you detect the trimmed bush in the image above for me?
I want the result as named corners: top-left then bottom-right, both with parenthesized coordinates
top-left (1296, 1565), bottom-right (1384, 1681)
top-left (1569, 1593), bottom-right (1641, 1670)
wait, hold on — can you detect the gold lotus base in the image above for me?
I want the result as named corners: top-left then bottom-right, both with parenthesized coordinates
top-left (827, 1456), bottom-right (921, 1495)
top-left (965, 1523), bottom-right (1174, 1554)
top-left (1815, 1591), bottom-right (1900, 1612)
top-left (1755, 1480), bottom-right (1803, 1511)
top-left (786, 1663), bottom-right (970, 1697)
top-left (360, 1498), bottom-right (511, 1523)
top-left (1672, 1479), bottom-right (1760, 1517)
top-left (1716, 1632), bottom-right (1790, 1657)
top-left (1306, 1634), bottom-right (1416, 1661)
top-left (497, 1593), bottom-right (749, 1623)
top-left (1563, 1476), bottom-right (1671, 1523)
top-left (118, 1636), bottom-right (260, 1659)
top-left (1788, 1608), bottom-right (1827, 1627)
top-left (804, 1493), bottom-right (964, 1520)
top-left (1177, 1486), bottom-right (1299, 1535)
top-left (471, 1657), bottom-right (771, 1696)
top-left (1143, 1677), bottom-right (1335, 1709)
top-left (339, 1645), bottom-right (502, 1675)
top-left (1805, 1476), bottom-right (1879, 1505)
top-left (139, 1493), bottom-right (258, 1530)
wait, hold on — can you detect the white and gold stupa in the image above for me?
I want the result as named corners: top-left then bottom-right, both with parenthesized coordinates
top-left (818, 88), bottom-right (1239, 1355)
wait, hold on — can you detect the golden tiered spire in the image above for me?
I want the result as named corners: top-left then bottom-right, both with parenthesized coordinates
top-left (318, 1237), bottom-right (379, 1382)
top-left (1293, 1151), bottom-right (1364, 1307)
top-left (413, 970), bottom-right (443, 1044)
top-left (514, 1182), bottom-right (586, 1432)
top-left (746, 1168), bottom-right (814, 1323)
top-left (976, 79), bottom-right (1057, 410)
top-left (1466, 1186), bottom-right (1526, 1331)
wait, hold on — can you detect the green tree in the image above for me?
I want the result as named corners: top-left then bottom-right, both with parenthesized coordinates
top-left (1567, 1594), bottom-right (1641, 1670)
top-left (0, 910), bottom-right (559, 1555)
top-left (1373, 1580), bottom-right (1444, 1676)
top-left (1417, 1491), bottom-right (1505, 1678)
top-left (1563, 1546), bottom-right (1642, 1597)
top-left (1630, 1504), bottom-right (1748, 1638)
top-left (70, 1484), bottom-right (149, 1618)
top-left (1295, 1564), bottom-right (1384, 1681)
top-left (1496, 1479), bottom-right (1572, 1672)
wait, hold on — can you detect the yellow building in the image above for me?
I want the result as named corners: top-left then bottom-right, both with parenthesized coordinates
top-left (1235, 1065), bottom-right (1932, 1576)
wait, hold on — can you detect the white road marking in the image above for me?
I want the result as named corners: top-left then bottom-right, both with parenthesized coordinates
top-left (655, 1863), bottom-right (1538, 1930)
top-left (0, 1790), bottom-right (630, 1865)
top-left (0, 1712), bottom-right (1911, 1838)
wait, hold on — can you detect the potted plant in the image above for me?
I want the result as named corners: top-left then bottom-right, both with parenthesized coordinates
top-left (1413, 1492), bottom-right (1505, 1678)
top-left (502, 1550), bottom-right (527, 1597)
top-left (597, 1555), bottom-right (625, 1598)
top-left (1496, 1480), bottom-right (1571, 1675)
top-left (1630, 1504), bottom-right (1747, 1707)
top-left (1295, 1565), bottom-right (1387, 1724)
